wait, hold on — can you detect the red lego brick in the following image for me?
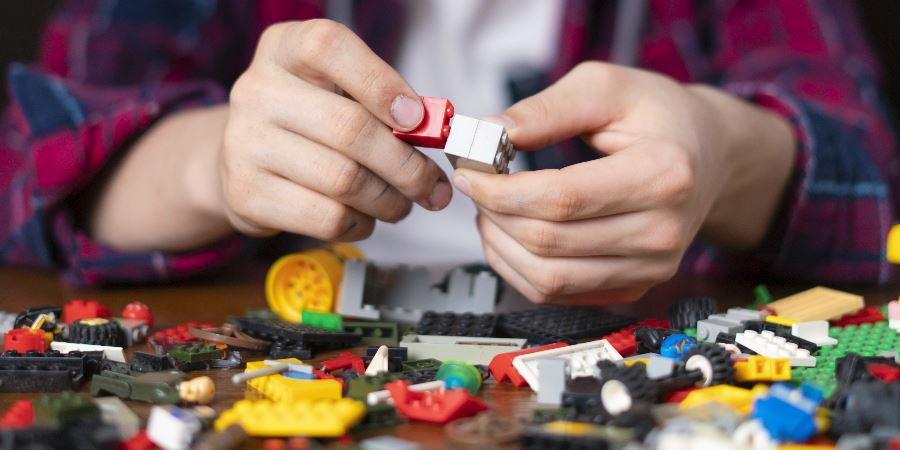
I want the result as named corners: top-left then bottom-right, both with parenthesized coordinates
top-left (148, 321), bottom-right (215, 351)
top-left (868, 364), bottom-right (900, 382)
top-left (121, 301), bottom-right (153, 328)
top-left (665, 387), bottom-right (698, 404)
top-left (601, 319), bottom-right (669, 357)
top-left (392, 97), bottom-right (454, 148)
top-left (320, 352), bottom-right (365, 374)
top-left (488, 342), bottom-right (569, 387)
top-left (63, 299), bottom-right (110, 325)
top-left (0, 400), bottom-right (34, 429)
top-left (2, 328), bottom-right (47, 353)
top-left (385, 380), bottom-right (486, 424)
top-left (120, 430), bottom-right (154, 450)
top-left (831, 306), bottom-right (884, 327)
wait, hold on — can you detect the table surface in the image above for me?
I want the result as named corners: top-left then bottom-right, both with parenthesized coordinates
top-left (0, 265), bottom-right (896, 449)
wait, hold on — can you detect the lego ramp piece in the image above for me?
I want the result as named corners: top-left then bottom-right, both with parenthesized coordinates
top-left (512, 340), bottom-right (622, 391)
top-left (767, 287), bottom-right (863, 322)
top-left (489, 343), bottom-right (569, 387)
top-left (244, 359), bottom-right (342, 401)
top-left (214, 399), bottom-right (365, 437)
top-left (400, 334), bottom-right (526, 366)
top-left (734, 330), bottom-right (816, 367)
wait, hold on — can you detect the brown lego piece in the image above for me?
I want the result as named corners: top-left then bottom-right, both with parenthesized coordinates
top-left (767, 286), bottom-right (863, 322)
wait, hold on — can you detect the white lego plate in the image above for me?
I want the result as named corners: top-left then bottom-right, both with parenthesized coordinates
top-left (512, 339), bottom-right (622, 391)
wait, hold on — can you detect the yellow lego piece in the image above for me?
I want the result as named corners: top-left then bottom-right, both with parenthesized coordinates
top-left (215, 399), bottom-right (365, 437)
top-left (887, 224), bottom-right (900, 264)
top-left (679, 384), bottom-right (768, 415)
top-left (244, 359), bottom-right (342, 401)
top-left (764, 315), bottom-right (798, 326)
top-left (734, 356), bottom-right (791, 382)
top-left (623, 359), bottom-right (648, 367)
top-left (767, 287), bottom-right (863, 322)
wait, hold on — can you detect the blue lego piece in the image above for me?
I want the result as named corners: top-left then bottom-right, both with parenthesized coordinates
top-left (752, 382), bottom-right (822, 442)
top-left (283, 371), bottom-right (317, 380)
top-left (659, 334), bottom-right (697, 359)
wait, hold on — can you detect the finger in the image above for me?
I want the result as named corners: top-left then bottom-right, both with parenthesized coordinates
top-left (479, 207), bottom-right (682, 257)
top-left (227, 172), bottom-right (374, 241)
top-left (454, 143), bottom-right (692, 220)
top-left (477, 214), bottom-right (673, 295)
top-left (260, 76), bottom-right (450, 210)
top-left (254, 127), bottom-right (412, 223)
top-left (502, 61), bottom-right (637, 150)
top-left (262, 20), bottom-right (424, 131)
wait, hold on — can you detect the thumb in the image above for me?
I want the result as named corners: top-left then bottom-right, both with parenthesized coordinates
top-left (501, 62), bottom-right (631, 151)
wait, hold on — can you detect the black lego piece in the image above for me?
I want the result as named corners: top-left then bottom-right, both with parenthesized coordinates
top-left (232, 316), bottom-right (361, 349)
top-left (132, 351), bottom-right (174, 373)
top-left (14, 306), bottom-right (62, 331)
top-left (634, 327), bottom-right (678, 354)
top-left (680, 343), bottom-right (735, 386)
top-left (742, 320), bottom-right (819, 353)
top-left (834, 352), bottom-right (898, 387)
top-left (268, 341), bottom-right (313, 360)
top-left (498, 307), bottom-right (636, 345)
top-left (667, 297), bottom-right (718, 330)
top-left (0, 421), bottom-right (120, 450)
top-left (64, 318), bottom-right (122, 347)
top-left (828, 380), bottom-right (900, 438)
top-left (415, 311), bottom-right (498, 337)
top-left (0, 350), bottom-right (103, 393)
top-left (402, 368), bottom-right (437, 385)
top-left (363, 346), bottom-right (407, 373)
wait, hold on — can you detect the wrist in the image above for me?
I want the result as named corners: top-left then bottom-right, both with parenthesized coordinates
top-left (180, 106), bottom-right (230, 223)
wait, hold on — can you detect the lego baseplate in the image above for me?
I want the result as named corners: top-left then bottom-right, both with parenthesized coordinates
top-left (498, 307), bottom-right (636, 344)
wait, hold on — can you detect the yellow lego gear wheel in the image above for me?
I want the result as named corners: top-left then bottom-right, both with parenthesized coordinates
top-left (265, 244), bottom-right (363, 323)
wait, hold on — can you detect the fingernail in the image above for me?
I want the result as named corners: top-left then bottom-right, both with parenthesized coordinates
top-left (452, 174), bottom-right (471, 197)
top-left (481, 114), bottom-right (516, 130)
top-left (428, 180), bottom-right (452, 210)
top-left (391, 94), bottom-right (423, 130)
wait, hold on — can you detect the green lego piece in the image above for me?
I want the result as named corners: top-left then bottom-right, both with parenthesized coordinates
top-left (346, 374), bottom-right (404, 402)
top-left (754, 284), bottom-right (773, 305)
top-left (91, 370), bottom-right (187, 404)
top-left (301, 310), bottom-right (343, 330)
top-left (33, 392), bottom-right (100, 428)
top-left (356, 403), bottom-right (400, 429)
top-left (169, 343), bottom-right (225, 363)
top-left (401, 358), bottom-right (443, 372)
top-left (344, 320), bottom-right (399, 346)
top-left (683, 328), bottom-right (697, 339)
top-left (436, 360), bottom-right (482, 394)
top-left (790, 321), bottom-right (900, 397)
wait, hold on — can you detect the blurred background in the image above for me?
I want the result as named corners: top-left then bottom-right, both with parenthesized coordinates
top-left (1, 1), bottom-right (899, 130)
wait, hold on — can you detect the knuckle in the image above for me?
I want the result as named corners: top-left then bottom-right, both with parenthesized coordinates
top-left (329, 159), bottom-right (367, 198)
top-left (660, 146), bottom-right (694, 203)
top-left (382, 198), bottom-right (412, 223)
top-left (531, 268), bottom-right (568, 297)
top-left (296, 19), bottom-right (347, 66)
top-left (547, 186), bottom-right (583, 221)
top-left (523, 222), bottom-right (559, 256)
top-left (645, 221), bottom-right (684, 254)
top-left (229, 72), bottom-right (261, 107)
top-left (396, 151), bottom-right (433, 194)
top-left (319, 203), bottom-right (357, 240)
top-left (332, 105), bottom-right (377, 151)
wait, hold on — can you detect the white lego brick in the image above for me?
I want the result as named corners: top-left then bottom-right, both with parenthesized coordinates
top-left (400, 334), bottom-right (526, 365)
top-left (725, 308), bottom-right (769, 322)
top-left (367, 380), bottom-right (445, 406)
top-left (444, 115), bottom-right (479, 159)
top-left (146, 406), bottom-right (202, 450)
top-left (536, 359), bottom-right (569, 405)
top-left (50, 341), bottom-right (125, 363)
top-left (94, 397), bottom-right (139, 441)
top-left (512, 339), bottom-right (622, 392)
top-left (735, 330), bottom-right (816, 367)
top-left (791, 321), bottom-right (838, 346)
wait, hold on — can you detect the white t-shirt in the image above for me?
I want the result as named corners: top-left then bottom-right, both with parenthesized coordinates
top-left (356, 0), bottom-right (564, 265)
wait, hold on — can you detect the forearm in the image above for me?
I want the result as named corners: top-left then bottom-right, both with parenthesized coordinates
top-left (84, 105), bottom-right (231, 252)
top-left (689, 84), bottom-right (797, 251)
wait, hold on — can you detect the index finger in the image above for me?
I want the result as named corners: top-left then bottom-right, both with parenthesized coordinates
top-left (262, 20), bottom-right (424, 131)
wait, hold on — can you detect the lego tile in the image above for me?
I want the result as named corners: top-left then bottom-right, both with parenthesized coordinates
top-left (767, 287), bottom-right (863, 322)
top-left (499, 307), bottom-right (636, 345)
top-left (392, 96), bottom-right (454, 149)
top-left (51, 341), bottom-right (125, 362)
top-left (512, 339), bottom-right (623, 391)
top-left (400, 334), bottom-right (526, 365)
top-left (214, 399), bottom-right (365, 437)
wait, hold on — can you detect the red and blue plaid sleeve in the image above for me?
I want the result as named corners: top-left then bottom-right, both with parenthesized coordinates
top-left (682, 0), bottom-right (898, 283)
top-left (0, 0), bottom-right (256, 285)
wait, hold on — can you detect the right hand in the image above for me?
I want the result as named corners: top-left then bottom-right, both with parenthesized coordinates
top-left (221, 19), bottom-right (452, 241)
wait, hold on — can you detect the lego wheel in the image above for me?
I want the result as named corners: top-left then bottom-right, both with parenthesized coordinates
top-left (65, 318), bottom-right (122, 346)
top-left (597, 363), bottom-right (656, 416)
top-left (668, 296), bottom-right (718, 330)
top-left (682, 344), bottom-right (734, 386)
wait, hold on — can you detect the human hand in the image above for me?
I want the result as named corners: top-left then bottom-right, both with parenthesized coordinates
top-left (454, 62), bottom-right (795, 304)
top-left (221, 20), bottom-right (451, 241)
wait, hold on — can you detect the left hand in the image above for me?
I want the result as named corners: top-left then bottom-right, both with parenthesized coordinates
top-left (453, 61), bottom-right (795, 305)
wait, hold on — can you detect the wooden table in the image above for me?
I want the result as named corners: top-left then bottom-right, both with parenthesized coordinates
top-left (0, 265), bottom-right (896, 449)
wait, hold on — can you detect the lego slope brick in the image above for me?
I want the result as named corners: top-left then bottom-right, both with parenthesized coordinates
top-left (489, 342), bottom-right (569, 387)
top-left (513, 340), bottom-right (623, 391)
top-left (602, 319), bottom-right (669, 357)
top-left (385, 380), bottom-right (487, 424)
top-left (392, 97), bottom-right (454, 148)
top-left (766, 287), bottom-right (863, 322)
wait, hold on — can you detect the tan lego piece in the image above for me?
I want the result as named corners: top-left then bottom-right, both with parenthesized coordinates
top-left (767, 286), bottom-right (863, 322)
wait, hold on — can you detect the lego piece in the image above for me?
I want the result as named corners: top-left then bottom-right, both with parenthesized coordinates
top-left (832, 306), bottom-right (885, 327)
top-left (338, 260), bottom-right (500, 323)
top-left (363, 345), bottom-right (407, 372)
top-left (215, 398), bottom-right (365, 437)
top-left (735, 330), bottom-right (816, 367)
top-left (50, 340), bottom-right (126, 362)
top-left (121, 301), bottom-right (153, 328)
top-left (767, 287), bottom-right (864, 322)
top-left (91, 370), bottom-right (215, 404)
top-left (193, 425), bottom-right (247, 450)
top-left (115, 318), bottom-right (149, 348)
top-left (828, 380), bottom-right (900, 438)
top-left (499, 307), bottom-right (636, 345)
top-left (265, 244), bottom-right (363, 323)
top-left (867, 363), bottom-right (900, 382)
top-left (536, 359), bottom-right (569, 405)
top-left (300, 311), bottom-right (342, 330)
top-left (64, 317), bottom-right (122, 346)
top-left (188, 324), bottom-right (270, 351)
top-left (791, 321), bottom-right (838, 346)
top-left (0, 400), bottom-right (34, 429)
top-left (232, 316), bottom-right (361, 350)
top-left (149, 322), bottom-right (216, 353)
top-left (754, 284), bottom-right (774, 305)
top-left (888, 300), bottom-right (900, 331)
top-left (94, 397), bottom-right (139, 441)
top-left (436, 360), bottom-right (482, 394)
top-left (367, 380), bottom-right (444, 406)
top-left (385, 380), bottom-right (487, 424)
top-left (668, 297), bottom-right (719, 330)
top-left (243, 359), bottom-right (342, 401)
top-left (443, 114), bottom-right (516, 174)
top-left (320, 352), bottom-right (366, 374)
top-left (645, 355), bottom-right (676, 379)
top-left (696, 315), bottom-right (744, 343)
top-left (601, 319), bottom-right (670, 356)
top-left (147, 405), bottom-right (203, 450)
top-left (445, 412), bottom-right (525, 447)
top-left (400, 334), bottom-right (526, 365)
top-left (391, 96), bottom-right (454, 148)
top-left (415, 311), bottom-right (497, 337)
top-left (753, 383), bottom-right (823, 442)
top-left (232, 361), bottom-right (292, 384)
top-left (0, 350), bottom-right (101, 392)
top-left (744, 320), bottom-right (819, 353)
top-left (520, 421), bottom-right (634, 450)
top-left (734, 356), bottom-right (791, 382)
top-left (32, 391), bottom-right (100, 428)
top-left (659, 334), bottom-right (697, 359)
top-left (343, 320), bottom-right (399, 346)
top-left (489, 342), bottom-right (569, 387)
top-left (365, 345), bottom-right (390, 376)
top-left (513, 339), bottom-right (623, 391)
top-left (2, 328), bottom-right (46, 353)
top-left (361, 435), bottom-right (421, 450)
top-left (62, 299), bottom-right (110, 325)
top-left (679, 384), bottom-right (767, 415)
top-left (402, 358), bottom-right (443, 372)
top-left (765, 315), bottom-right (798, 326)
top-left (169, 342), bottom-right (225, 363)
